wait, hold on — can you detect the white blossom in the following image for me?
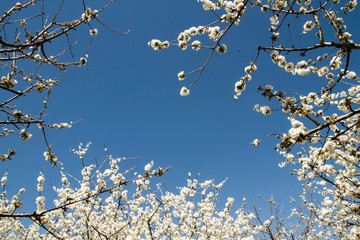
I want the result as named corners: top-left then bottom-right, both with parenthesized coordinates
top-left (260, 106), bottom-right (271, 115)
top-left (180, 87), bottom-right (190, 96)
top-left (90, 28), bottom-right (98, 35)
top-left (303, 21), bottom-right (315, 33)
top-left (216, 44), bottom-right (227, 54)
top-left (177, 71), bottom-right (186, 81)
top-left (20, 129), bottom-right (32, 140)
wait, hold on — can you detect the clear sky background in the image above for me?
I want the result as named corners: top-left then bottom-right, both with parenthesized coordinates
top-left (3, 0), bottom-right (359, 212)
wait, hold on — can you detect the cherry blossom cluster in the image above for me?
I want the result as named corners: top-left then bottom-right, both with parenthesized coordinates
top-left (148, 40), bottom-right (170, 50)
top-left (234, 63), bottom-right (257, 99)
top-left (0, 145), bottom-right (320, 239)
top-left (149, 0), bottom-right (248, 96)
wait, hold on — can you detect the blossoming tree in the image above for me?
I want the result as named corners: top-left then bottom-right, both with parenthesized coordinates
top-left (0, 0), bottom-right (128, 166)
top-left (1, 0), bottom-right (360, 239)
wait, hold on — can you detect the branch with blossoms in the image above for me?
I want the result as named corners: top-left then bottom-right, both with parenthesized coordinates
top-left (0, 167), bottom-right (171, 219)
top-left (149, 0), bottom-right (358, 97)
top-left (0, 0), bottom-right (128, 165)
top-left (149, 0), bottom-right (248, 96)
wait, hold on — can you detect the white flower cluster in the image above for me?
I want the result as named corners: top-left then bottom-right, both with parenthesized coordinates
top-left (288, 119), bottom-right (306, 143)
top-left (148, 39), bottom-right (169, 50)
top-left (199, 0), bottom-right (246, 22)
top-left (330, 55), bottom-right (342, 70)
top-left (171, 25), bottom-right (224, 51)
top-left (177, 70), bottom-right (190, 96)
top-left (148, 1), bottom-right (254, 97)
top-left (43, 149), bottom-right (58, 166)
top-left (52, 122), bottom-right (72, 129)
top-left (19, 129), bottom-right (31, 141)
top-left (254, 104), bottom-right (271, 115)
top-left (1, 73), bottom-right (17, 89)
top-left (268, 51), bottom-right (348, 81)
top-left (70, 141), bottom-right (92, 160)
top-left (37, 172), bottom-right (45, 192)
top-left (271, 76), bottom-right (360, 239)
top-left (81, 8), bottom-right (98, 22)
top-left (302, 20), bottom-right (315, 33)
top-left (234, 63), bottom-right (257, 99)
top-left (0, 150), bottom-right (319, 239)
top-left (344, 0), bottom-right (357, 11)
top-left (1, 172), bottom-right (7, 188)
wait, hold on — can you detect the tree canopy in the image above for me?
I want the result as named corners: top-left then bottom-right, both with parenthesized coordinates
top-left (0, 0), bottom-right (360, 239)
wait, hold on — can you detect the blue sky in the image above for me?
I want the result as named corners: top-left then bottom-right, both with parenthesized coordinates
top-left (6, 0), bottom-right (359, 211)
